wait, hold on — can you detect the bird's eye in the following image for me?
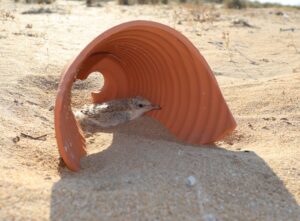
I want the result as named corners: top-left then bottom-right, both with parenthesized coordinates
top-left (138, 104), bottom-right (144, 108)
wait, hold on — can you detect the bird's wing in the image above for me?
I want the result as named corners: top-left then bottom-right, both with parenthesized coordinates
top-left (91, 101), bottom-right (130, 114)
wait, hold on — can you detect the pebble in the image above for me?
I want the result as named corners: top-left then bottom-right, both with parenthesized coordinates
top-left (202, 214), bottom-right (217, 221)
top-left (12, 136), bottom-right (20, 143)
top-left (186, 175), bottom-right (196, 187)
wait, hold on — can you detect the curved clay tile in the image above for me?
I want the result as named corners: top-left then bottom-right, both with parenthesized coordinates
top-left (55, 21), bottom-right (237, 171)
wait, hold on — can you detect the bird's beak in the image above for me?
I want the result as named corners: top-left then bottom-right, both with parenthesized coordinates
top-left (151, 104), bottom-right (161, 110)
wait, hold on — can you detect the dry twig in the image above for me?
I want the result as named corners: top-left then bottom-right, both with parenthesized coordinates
top-left (20, 133), bottom-right (47, 141)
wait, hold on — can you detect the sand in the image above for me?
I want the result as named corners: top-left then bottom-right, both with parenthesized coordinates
top-left (0, 0), bottom-right (300, 220)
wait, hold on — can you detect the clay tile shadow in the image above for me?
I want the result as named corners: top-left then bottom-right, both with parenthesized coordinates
top-left (50, 119), bottom-right (300, 220)
top-left (54, 21), bottom-right (237, 171)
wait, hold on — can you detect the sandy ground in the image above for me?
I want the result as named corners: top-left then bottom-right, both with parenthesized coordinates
top-left (0, 0), bottom-right (300, 220)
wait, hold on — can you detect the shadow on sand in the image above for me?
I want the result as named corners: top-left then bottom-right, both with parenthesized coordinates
top-left (50, 117), bottom-right (300, 220)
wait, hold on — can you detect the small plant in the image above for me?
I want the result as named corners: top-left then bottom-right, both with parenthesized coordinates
top-left (222, 31), bottom-right (234, 62)
top-left (118, 0), bottom-right (130, 5)
top-left (117, 0), bottom-right (167, 5)
top-left (136, 0), bottom-right (147, 4)
top-left (224, 0), bottom-right (246, 9)
top-left (151, 0), bottom-right (160, 4)
top-left (22, 0), bottom-right (55, 4)
top-left (203, 0), bottom-right (223, 3)
top-left (86, 0), bottom-right (92, 6)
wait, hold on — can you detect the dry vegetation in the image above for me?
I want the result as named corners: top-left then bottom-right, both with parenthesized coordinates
top-left (17, 0), bottom-right (300, 9)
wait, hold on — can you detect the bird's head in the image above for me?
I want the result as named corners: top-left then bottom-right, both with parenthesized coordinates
top-left (129, 96), bottom-right (161, 120)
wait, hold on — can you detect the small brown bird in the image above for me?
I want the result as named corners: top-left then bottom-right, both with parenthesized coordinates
top-left (74, 96), bottom-right (161, 127)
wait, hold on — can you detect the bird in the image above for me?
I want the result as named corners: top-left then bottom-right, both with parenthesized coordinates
top-left (74, 96), bottom-right (161, 128)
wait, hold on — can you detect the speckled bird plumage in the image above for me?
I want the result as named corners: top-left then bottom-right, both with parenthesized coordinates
top-left (74, 96), bottom-right (160, 127)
